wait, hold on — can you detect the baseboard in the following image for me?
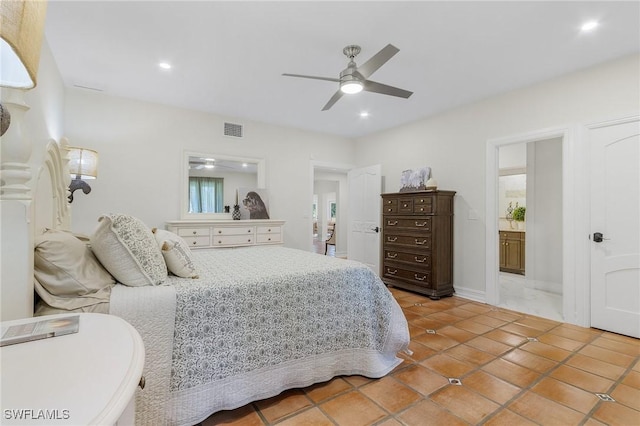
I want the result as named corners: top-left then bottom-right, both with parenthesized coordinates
top-left (453, 286), bottom-right (487, 304)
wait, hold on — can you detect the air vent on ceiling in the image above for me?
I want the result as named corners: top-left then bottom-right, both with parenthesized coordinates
top-left (224, 122), bottom-right (243, 138)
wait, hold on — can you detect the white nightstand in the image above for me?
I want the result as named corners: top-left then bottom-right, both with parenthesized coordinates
top-left (1, 313), bottom-right (145, 425)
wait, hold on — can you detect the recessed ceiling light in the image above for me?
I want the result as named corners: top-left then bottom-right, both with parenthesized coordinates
top-left (360, 112), bottom-right (369, 118)
top-left (581, 20), bottom-right (599, 32)
top-left (158, 62), bottom-right (172, 70)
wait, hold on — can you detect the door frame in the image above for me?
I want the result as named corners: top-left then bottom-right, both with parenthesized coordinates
top-left (485, 123), bottom-right (590, 327)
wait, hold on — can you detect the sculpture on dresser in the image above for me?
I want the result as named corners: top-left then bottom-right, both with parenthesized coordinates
top-left (400, 167), bottom-right (431, 192)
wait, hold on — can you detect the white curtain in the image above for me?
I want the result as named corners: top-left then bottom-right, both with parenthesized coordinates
top-left (189, 177), bottom-right (224, 213)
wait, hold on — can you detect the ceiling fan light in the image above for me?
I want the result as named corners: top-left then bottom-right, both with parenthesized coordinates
top-left (340, 81), bottom-right (363, 94)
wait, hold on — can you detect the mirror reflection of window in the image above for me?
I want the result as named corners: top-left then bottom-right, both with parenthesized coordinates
top-left (189, 177), bottom-right (224, 213)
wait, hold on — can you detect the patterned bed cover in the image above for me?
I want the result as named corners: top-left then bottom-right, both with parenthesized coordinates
top-left (113, 246), bottom-right (409, 426)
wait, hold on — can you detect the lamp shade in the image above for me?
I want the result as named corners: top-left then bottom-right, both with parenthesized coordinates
top-left (0, 0), bottom-right (47, 88)
top-left (68, 147), bottom-right (98, 180)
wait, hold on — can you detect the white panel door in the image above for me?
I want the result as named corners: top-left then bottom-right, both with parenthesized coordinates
top-left (590, 118), bottom-right (640, 338)
top-left (347, 165), bottom-right (382, 273)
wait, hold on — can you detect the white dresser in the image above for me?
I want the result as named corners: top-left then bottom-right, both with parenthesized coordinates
top-left (0, 313), bottom-right (145, 425)
top-left (166, 219), bottom-right (285, 248)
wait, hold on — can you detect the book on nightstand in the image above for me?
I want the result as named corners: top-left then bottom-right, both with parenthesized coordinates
top-left (1, 315), bottom-right (80, 347)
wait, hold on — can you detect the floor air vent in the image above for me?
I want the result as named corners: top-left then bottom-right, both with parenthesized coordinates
top-left (224, 122), bottom-right (243, 138)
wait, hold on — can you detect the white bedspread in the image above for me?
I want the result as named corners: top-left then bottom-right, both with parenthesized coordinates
top-left (111, 246), bottom-right (409, 426)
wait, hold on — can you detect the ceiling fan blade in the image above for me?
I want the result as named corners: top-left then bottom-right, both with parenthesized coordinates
top-left (356, 44), bottom-right (400, 79)
top-left (321, 90), bottom-right (344, 111)
top-left (282, 73), bottom-right (340, 83)
top-left (363, 80), bottom-right (413, 99)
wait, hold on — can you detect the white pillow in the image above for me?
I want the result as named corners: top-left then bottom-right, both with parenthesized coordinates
top-left (90, 214), bottom-right (167, 287)
top-left (152, 228), bottom-right (199, 279)
top-left (34, 229), bottom-right (114, 311)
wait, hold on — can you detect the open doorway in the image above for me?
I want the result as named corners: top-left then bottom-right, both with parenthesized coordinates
top-left (497, 139), bottom-right (563, 320)
top-left (311, 165), bottom-right (349, 257)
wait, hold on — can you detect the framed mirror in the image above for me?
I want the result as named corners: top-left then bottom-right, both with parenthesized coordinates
top-left (181, 151), bottom-right (266, 219)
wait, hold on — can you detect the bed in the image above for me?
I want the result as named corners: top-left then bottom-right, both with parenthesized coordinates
top-left (26, 142), bottom-right (410, 425)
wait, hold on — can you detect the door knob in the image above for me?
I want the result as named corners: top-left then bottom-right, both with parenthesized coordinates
top-left (372, 226), bottom-right (380, 233)
top-left (593, 232), bottom-right (610, 243)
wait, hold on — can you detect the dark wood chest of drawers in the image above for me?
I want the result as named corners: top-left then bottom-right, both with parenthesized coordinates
top-left (380, 190), bottom-right (455, 299)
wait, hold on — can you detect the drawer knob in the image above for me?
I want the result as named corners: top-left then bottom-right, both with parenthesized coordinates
top-left (415, 239), bottom-right (428, 246)
top-left (414, 274), bottom-right (427, 281)
top-left (192, 231), bottom-right (197, 235)
top-left (415, 221), bottom-right (428, 227)
top-left (415, 256), bottom-right (427, 263)
top-left (387, 253), bottom-right (398, 259)
top-left (387, 268), bottom-right (398, 275)
top-left (387, 220), bottom-right (398, 226)
top-left (192, 241), bottom-right (197, 245)
top-left (387, 208), bottom-right (392, 212)
top-left (218, 240), bottom-right (222, 244)
top-left (403, 203), bottom-right (408, 207)
top-left (268, 238), bottom-right (271, 241)
top-left (268, 228), bottom-right (271, 232)
top-left (387, 236), bottom-right (397, 242)
top-left (420, 208), bottom-right (424, 211)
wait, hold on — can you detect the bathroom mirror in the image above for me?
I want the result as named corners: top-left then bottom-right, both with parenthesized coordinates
top-left (181, 151), bottom-right (266, 219)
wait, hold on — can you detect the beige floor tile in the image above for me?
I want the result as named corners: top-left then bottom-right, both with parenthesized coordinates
top-left (466, 336), bottom-right (512, 356)
top-left (592, 400), bottom-right (640, 426)
top-left (501, 348), bottom-right (558, 373)
top-left (320, 391), bottom-right (387, 426)
top-left (519, 340), bottom-right (572, 362)
top-left (454, 318), bottom-right (495, 334)
top-left (436, 325), bottom-right (477, 343)
top-left (579, 344), bottom-right (635, 368)
top-left (500, 323), bottom-right (545, 338)
top-left (483, 409), bottom-right (538, 426)
top-left (566, 353), bottom-right (626, 380)
top-left (393, 364), bottom-right (450, 396)
top-left (508, 391), bottom-right (585, 425)
top-left (275, 407), bottom-right (334, 426)
top-left (537, 332), bottom-right (587, 351)
top-left (484, 329), bottom-right (528, 347)
top-left (550, 365), bottom-right (614, 393)
top-left (622, 370), bottom-right (640, 389)
top-left (611, 383), bottom-right (640, 411)
top-left (463, 370), bottom-right (521, 405)
top-left (430, 385), bottom-right (501, 424)
top-left (397, 399), bottom-right (468, 426)
top-left (590, 335), bottom-right (640, 357)
top-left (359, 376), bottom-right (421, 414)
top-left (472, 314), bottom-right (509, 328)
top-left (445, 343), bottom-right (496, 367)
top-left (342, 375), bottom-right (373, 388)
top-left (414, 332), bottom-right (459, 351)
top-left (532, 377), bottom-right (600, 413)
top-left (420, 353), bottom-right (476, 378)
top-left (547, 326), bottom-right (600, 343)
top-left (482, 358), bottom-right (540, 388)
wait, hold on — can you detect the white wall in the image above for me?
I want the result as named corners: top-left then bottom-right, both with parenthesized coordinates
top-left (353, 53), bottom-right (640, 299)
top-left (62, 89), bottom-right (355, 250)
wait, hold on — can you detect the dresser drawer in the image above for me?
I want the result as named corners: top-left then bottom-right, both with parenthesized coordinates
top-left (384, 250), bottom-right (431, 267)
top-left (413, 196), bottom-right (434, 214)
top-left (182, 236), bottom-right (211, 248)
top-left (383, 265), bottom-right (431, 287)
top-left (212, 226), bottom-right (254, 236)
top-left (176, 227), bottom-right (210, 237)
top-left (256, 233), bottom-right (281, 244)
top-left (384, 217), bottom-right (432, 232)
top-left (212, 234), bottom-right (254, 246)
top-left (384, 234), bottom-right (432, 249)
top-left (257, 226), bottom-right (281, 234)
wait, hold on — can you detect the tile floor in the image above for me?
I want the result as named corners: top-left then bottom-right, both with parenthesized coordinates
top-left (202, 289), bottom-right (640, 426)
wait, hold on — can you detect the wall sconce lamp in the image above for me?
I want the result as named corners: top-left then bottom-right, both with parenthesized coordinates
top-left (68, 147), bottom-right (98, 203)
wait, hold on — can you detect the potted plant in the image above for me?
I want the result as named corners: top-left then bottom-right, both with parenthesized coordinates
top-left (512, 206), bottom-right (526, 229)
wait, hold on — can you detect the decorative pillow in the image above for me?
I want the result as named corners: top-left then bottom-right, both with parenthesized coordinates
top-left (152, 228), bottom-right (199, 279)
top-left (90, 214), bottom-right (167, 287)
top-left (34, 229), bottom-right (115, 311)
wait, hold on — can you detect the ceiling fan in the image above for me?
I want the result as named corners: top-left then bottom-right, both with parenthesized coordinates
top-left (283, 44), bottom-right (413, 111)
